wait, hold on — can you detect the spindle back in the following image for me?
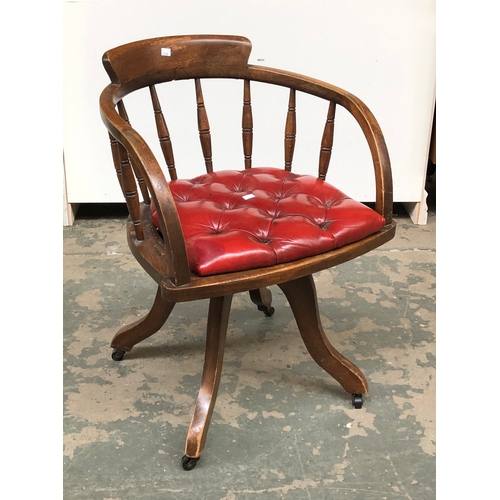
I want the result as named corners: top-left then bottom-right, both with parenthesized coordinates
top-left (100, 34), bottom-right (392, 285)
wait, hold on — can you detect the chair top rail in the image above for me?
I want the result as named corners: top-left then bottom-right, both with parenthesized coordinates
top-left (102, 34), bottom-right (253, 95)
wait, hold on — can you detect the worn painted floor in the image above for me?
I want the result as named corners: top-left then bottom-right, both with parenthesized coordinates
top-left (63, 191), bottom-right (436, 499)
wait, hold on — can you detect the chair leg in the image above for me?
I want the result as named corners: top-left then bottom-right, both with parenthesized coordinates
top-left (278, 275), bottom-right (369, 397)
top-left (110, 286), bottom-right (175, 359)
top-left (249, 287), bottom-right (275, 316)
top-left (183, 294), bottom-right (233, 469)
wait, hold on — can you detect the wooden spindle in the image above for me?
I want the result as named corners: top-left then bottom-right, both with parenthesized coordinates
top-left (112, 100), bottom-right (144, 240)
top-left (318, 101), bottom-right (336, 180)
top-left (116, 140), bottom-right (144, 241)
top-left (117, 101), bottom-right (150, 204)
top-left (149, 85), bottom-right (177, 181)
top-left (284, 89), bottom-right (296, 171)
top-left (195, 78), bottom-right (213, 173)
top-left (109, 132), bottom-right (125, 195)
top-left (242, 80), bottom-right (253, 169)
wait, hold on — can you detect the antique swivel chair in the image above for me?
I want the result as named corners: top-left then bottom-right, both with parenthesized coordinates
top-left (99, 34), bottom-right (396, 470)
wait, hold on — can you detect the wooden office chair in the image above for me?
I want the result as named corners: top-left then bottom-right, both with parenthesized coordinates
top-left (99, 34), bottom-right (396, 470)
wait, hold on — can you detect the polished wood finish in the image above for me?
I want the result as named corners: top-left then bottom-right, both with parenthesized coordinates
top-left (185, 294), bottom-right (233, 458)
top-left (242, 79), bottom-right (253, 169)
top-left (108, 133), bottom-right (125, 194)
top-left (113, 101), bottom-right (144, 241)
top-left (150, 85), bottom-right (177, 181)
top-left (279, 275), bottom-right (368, 394)
top-left (110, 286), bottom-right (175, 352)
top-left (100, 35), bottom-right (396, 465)
top-left (319, 101), bottom-right (336, 180)
top-left (284, 89), bottom-right (296, 171)
top-left (116, 100), bottom-right (151, 205)
top-left (195, 78), bottom-right (213, 173)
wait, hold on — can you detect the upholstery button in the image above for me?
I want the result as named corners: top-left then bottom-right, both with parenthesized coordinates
top-left (150, 167), bottom-right (386, 276)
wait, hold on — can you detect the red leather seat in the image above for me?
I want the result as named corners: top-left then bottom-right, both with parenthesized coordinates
top-left (151, 167), bottom-right (386, 276)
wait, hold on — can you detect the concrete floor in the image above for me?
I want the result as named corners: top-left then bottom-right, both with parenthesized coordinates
top-left (63, 185), bottom-right (436, 499)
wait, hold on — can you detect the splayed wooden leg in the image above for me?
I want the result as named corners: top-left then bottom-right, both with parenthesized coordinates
top-left (278, 275), bottom-right (368, 395)
top-left (184, 294), bottom-right (233, 462)
top-left (249, 287), bottom-right (275, 316)
top-left (110, 286), bottom-right (175, 356)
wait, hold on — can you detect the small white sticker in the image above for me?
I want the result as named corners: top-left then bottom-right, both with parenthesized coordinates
top-left (161, 48), bottom-right (171, 56)
top-left (242, 194), bottom-right (255, 200)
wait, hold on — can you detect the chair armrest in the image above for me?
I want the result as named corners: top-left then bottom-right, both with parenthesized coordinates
top-left (99, 84), bottom-right (191, 286)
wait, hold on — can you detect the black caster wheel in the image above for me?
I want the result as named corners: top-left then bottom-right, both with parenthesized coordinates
top-left (111, 349), bottom-right (126, 361)
top-left (263, 307), bottom-right (275, 317)
top-left (352, 393), bottom-right (363, 409)
top-left (258, 305), bottom-right (275, 317)
top-left (181, 455), bottom-right (199, 471)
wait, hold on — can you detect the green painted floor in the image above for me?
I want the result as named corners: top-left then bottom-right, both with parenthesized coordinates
top-left (63, 196), bottom-right (435, 499)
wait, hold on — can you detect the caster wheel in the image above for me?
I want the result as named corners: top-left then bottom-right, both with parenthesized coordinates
top-left (181, 455), bottom-right (199, 471)
top-left (258, 305), bottom-right (275, 317)
top-left (111, 349), bottom-right (126, 361)
top-left (264, 307), bottom-right (275, 317)
top-left (352, 393), bottom-right (363, 409)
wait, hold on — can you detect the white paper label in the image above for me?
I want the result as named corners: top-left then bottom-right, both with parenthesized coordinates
top-left (242, 194), bottom-right (255, 200)
top-left (161, 48), bottom-right (171, 56)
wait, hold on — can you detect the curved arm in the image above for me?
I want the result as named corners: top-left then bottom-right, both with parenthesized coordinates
top-left (99, 84), bottom-right (191, 286)
top-left (340, 91), bottom-right (393, 224)
top-left (246, 66), bottom-right (393, 223)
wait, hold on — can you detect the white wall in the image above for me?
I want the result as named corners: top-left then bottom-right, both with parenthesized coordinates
top-left (64, 0), bottom-right (435, 204)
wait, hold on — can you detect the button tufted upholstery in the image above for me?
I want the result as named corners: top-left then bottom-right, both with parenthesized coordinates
top-left (151, 167), bottom-right (386, 276)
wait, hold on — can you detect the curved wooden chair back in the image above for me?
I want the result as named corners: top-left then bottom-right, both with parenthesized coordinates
top-left (99, 34), bottom-right (396, 470)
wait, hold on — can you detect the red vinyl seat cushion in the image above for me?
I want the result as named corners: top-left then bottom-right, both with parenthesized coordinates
top-left (151, 167), bottom-right (386, 276)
